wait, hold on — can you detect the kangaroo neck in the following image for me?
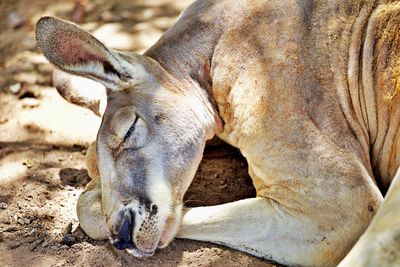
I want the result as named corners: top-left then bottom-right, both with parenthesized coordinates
top-left (144, 0), bottom-right (246, 98)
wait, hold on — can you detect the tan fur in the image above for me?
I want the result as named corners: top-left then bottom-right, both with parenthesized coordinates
top-left (36, 0), bottom-right (400, 266)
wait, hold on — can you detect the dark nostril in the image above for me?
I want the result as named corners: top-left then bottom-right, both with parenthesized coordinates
top-left (150, 204), bottom-right (158, 216)
top-left (118, 216), bottom-right (131, 244)
top-left (112, 212), bottom-right (135, 250)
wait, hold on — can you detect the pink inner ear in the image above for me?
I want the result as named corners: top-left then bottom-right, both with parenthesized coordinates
top-left (56, 33), bottom-right (103, 65)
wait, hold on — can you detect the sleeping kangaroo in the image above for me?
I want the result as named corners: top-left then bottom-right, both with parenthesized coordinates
top-left (36, 0), bottom-right (400, 266)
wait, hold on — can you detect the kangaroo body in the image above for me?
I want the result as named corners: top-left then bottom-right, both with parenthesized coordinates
top-left (36, 0), bottom-right (400, 266)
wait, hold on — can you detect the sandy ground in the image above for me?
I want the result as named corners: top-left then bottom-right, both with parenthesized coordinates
top-left (0, 1), bottom-right (277, 266)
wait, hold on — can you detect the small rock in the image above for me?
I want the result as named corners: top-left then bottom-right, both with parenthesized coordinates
top-left (23, 159), bottom-right (34, 168)
top-left (7, 11), bottom-right (25, 29)
top-left (23, 218), bottom-right (30, 224)
top-left (60, 245), bottom-right (69, 249)
top-left (28, 229), bottom-right (37, 236)
top-left (61, 234), bottom-right (76, 246)
top-left (51, 245), bottom-right (60, 251)
top-left (0, 202), bottom-right (8, 209)
top-left (17, 218), bottom-right (25, 225)
top-left (9, 83), bottom-right (22, 94)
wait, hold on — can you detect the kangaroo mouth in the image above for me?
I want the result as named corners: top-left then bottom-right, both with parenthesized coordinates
top-left (110, 233), bottom-right (158, 258)
top-left (126, 247), bottom-right (155, 258)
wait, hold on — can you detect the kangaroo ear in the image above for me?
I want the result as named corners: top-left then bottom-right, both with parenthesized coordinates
top-left (53, 69), bottom-right (106, 117)
top-left (36, 16), bottom-right (134, 90)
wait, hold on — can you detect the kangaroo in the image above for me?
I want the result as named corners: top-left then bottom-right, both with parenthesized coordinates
top-left (35, 0), bottom-right (400, 266)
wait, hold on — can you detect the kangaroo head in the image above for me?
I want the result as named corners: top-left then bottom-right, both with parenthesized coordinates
top-left (36, 17), bottom-right (219, 257)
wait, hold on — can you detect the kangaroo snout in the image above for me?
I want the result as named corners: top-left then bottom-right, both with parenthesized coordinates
top-left (109, 202), bottom-right (163, 256)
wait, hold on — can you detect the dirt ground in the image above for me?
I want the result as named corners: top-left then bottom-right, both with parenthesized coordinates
top-left (0, 1), bottom-right (277, 266)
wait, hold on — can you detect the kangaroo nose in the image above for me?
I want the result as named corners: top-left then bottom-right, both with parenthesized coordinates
top-left (112, 213), bottom-right (134, 250)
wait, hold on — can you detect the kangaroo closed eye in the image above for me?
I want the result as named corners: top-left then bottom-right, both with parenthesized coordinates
top-left (124, 116), bottom-right (139, 142)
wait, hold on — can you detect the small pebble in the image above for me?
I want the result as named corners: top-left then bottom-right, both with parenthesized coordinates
top-left (0, 202), bottom-right (8, 209)
top-left (9, 83), bottom-right (22, 94)
top-left (28, 229), bottom-right (37, 235)
top-left (23, 159), bottom-right (34, 168)
top-left (61, 234), bottom-right (76, 246)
